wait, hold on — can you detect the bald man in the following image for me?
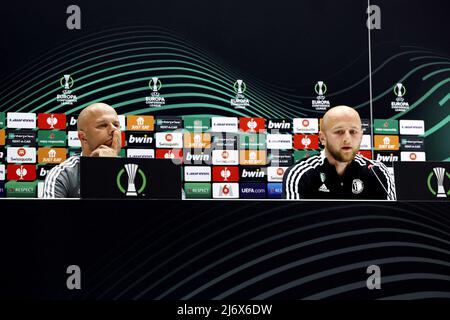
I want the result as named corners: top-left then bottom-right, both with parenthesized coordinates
top-left (283, 106), bottom-right (396, 200)
top-left (43, 103), bottom-right (121, 198)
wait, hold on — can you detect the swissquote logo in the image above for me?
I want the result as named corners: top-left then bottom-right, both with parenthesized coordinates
top-left (293, 118), bottom-right (319, 134)
top-left (116, 164), bottom-right (147, 196)
top-left (7, 147), bottom-right (36, 163)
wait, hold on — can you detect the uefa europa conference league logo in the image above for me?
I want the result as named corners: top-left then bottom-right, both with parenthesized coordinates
top-left (56, 74), bottom-right (77, 105)
top-left (391, 82), bottom-right (409, 112)
top-left (145, 77), bottom-right (165, 107)
top-left (428, 167), bottom-right (449, 198)
top-left (116, 164), bottom-right (147, 196)
top-left (312, 81), bottom-right (330, 111)
top-left (230, 80), bottom-right (250, 109)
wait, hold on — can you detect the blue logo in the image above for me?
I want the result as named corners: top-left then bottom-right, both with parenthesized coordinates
top-left (239, 182), bottom-right (266, 199)
top-left (267, 183), bottom-right (283, 198)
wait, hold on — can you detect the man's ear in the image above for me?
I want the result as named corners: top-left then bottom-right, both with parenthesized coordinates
top-left (319, 130), bottom-right (326, 146)
top-left (78, 130), bottom-right (87, 144)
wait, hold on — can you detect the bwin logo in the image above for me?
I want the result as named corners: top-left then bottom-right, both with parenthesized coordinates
top-left (268, 120), bottom-right (290, 130)
top-left (242, 169), bottom-right (264, 178)
top-left (69, 116), bottom-right (78, 126)
top-left (376, 153), bottom-right (398, 162)
top-left (185, 153), bottom-right (210, 162)
top-left (129, 135), bottom-right (152, 144)
top-left (39, 167), bottom-right (49, 177)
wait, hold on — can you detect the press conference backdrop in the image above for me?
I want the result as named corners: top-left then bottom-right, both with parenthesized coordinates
top-left (0, 0), bottom-right (449, 199)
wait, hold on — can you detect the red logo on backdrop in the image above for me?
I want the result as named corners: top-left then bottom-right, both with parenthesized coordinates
top-left (410, 153), bottom-right (417, 160)
top-left (277, 168), bottom-right (284, 176)
top-left (38, 113), bottom-right (67, 130)
top-left (293, 135), bottom-right (319, 149)
top-left (302, 119), bottom-right (309, 127)
top-left (222, 185), bottom-right (230, 195)
top-left (121, 132), bottom-right (126, 148)
top-left (165, 133), bottom-right (173, 142)
top-left (357, 150), bottom-right (372, 159)
top-left (7, 164), bottom-right (36, 181)
top-left (222, 151), bottom-right (229, 159)
top-left (17, 148), bottom-right (26, 157)
top-left (156, 149), bottom-right (183, 159)
top-left (213, 166), bottom-right (239, 182)
top-left (239, 117), bottom-right (265, 132)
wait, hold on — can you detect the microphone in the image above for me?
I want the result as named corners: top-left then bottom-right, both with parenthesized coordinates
top-left (368, 164), bottom-right (390, 198)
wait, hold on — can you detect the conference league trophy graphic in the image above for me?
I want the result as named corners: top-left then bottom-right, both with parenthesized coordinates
top-left (391, 82), bottom-right (410, 112)
top-left (312, 81), bottom-right (330, 111)
top-left (56, 74), bottom-right (78, 105)
top-left (145, 77), bottom-right (166, 107)
top-left (231, 79), bottom-right (250, 109)
top-left (433, 167), bottom-right (447, 198)
top-left (125, 164), bottom-right (138, 196)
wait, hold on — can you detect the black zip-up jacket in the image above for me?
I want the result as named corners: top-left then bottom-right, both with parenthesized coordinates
top-left (283, 151), bottom-right (396, 200)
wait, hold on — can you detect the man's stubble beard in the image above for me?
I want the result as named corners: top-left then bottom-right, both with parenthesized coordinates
top-left (327, 144), bottom-right (358, 163)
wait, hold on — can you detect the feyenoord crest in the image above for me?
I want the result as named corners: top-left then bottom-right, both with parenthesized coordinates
top-left (427, 167), bottom-right (449, 198)
top-left (312, 81), bottom-right (330, 111)
top-left (352, 179), bottom-right (364, 194)
top-left (116, 164), bottom-right (147, 196)
top-left (56, 74), bottom-right (77, 105)
top-left (231, 79), bottom-right (250, 109)
top-left (146, 77), bottom-right (165, 107)
top-left (391, 82), bottom-right (409, 112)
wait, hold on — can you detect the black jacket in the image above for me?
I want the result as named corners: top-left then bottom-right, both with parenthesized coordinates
top-left (283, 151), bottom-right (396, 200)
